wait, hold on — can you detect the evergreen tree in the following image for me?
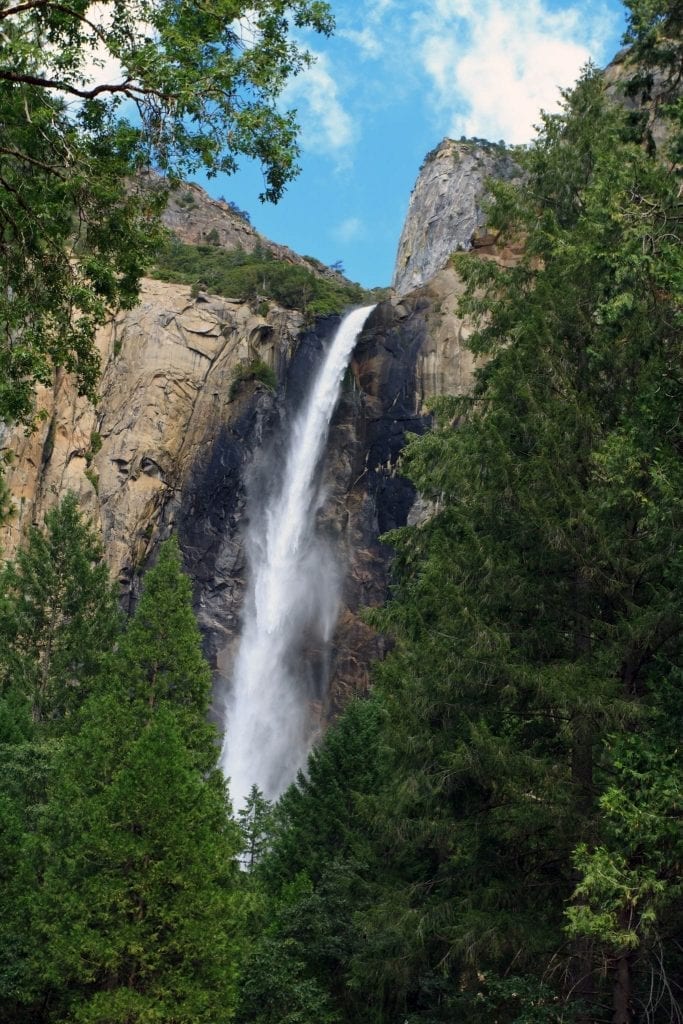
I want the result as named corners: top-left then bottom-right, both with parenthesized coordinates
top-left (0, 493), bottom-right (121, 731)
top-left (32, 698), bottom-right (242, 1024)
top-left (0, 696), bottom-right (56, 1022)
top-left (0, 495), bottom-right (122, 1020)
top-left (566, 666), bottom-right (683, 1024)
top-left (106, 535), bottom-right (215, 768)
top-left (6, 535), bottom-right (243, 1023)
top-left (238, 785), bottom-right (274, 871)
top-left (237, 698), bottom-right (383, 1024)
top-left (341, 65), bottom-right (682, 1023)
top-left (263, 697), bottom-right (383, 888)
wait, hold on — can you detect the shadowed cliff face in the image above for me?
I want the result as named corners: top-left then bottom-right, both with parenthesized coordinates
top-left (172, 392), bottom-right (277, 675)
top-left (0, 269), bottom-right (483, 713)
top-left (174, 315), bottom-right (347, 677)
top-left (173, 300), bottom-right (434, 713)
top-left (325, 296), bottom-right (433, 709)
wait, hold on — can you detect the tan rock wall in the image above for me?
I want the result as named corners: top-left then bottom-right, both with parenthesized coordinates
top-left (0, 278), bottom-right (303, 605)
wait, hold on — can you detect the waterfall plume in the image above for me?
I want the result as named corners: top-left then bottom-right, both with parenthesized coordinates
top-left (221, 305), bottom-right (376, 810)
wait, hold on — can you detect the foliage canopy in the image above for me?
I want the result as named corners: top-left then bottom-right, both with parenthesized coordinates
top-left (0, 0), bottom-right (333, 425)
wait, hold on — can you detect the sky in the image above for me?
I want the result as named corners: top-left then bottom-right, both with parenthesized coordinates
top-left (193, 0), bottom-right (628, 288)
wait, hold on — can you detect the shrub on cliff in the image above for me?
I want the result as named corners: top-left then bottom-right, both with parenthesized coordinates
top-left (230, 360), bottom-right (278, 401)
top-left (151, 239), bottom-right (367, 315)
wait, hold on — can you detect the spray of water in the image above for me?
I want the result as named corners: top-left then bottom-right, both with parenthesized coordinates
top-left (221, 305), bottom-right (376, 809)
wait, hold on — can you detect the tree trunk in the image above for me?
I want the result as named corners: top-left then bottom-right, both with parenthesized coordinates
top-left (571, 571), bottom-right (596, 1021)
top-left (612, 952), bottom-right (632, 1024)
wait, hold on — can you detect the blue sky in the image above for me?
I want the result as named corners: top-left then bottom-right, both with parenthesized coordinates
top-left (197, 0), bottom-right (628, 289)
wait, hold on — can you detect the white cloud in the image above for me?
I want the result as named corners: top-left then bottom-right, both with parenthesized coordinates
top-left (65, 3), bottom-right (155, 89)
top-left (336, 0), bottom-right (397, 59)
top-left (414, 0), bottom-right (618, 145)
top-left (339, 26), bottom-right (382, 59)
top-left (333, 216), bottom-right (365, 243)
top-left (281, 50), bottom-right (356, 160)
top-left (367, 0), bottom-right (395, 24)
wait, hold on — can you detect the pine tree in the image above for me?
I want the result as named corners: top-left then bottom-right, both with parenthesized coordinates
top-left (238, 785), bottom-right (274, 871)
top-left (14, 536), bottom-right (243, 1023)
top-left (0, 696), bottom-right (55, 1022)
top-left (237, 698), bottom-right (384, 1024)
top-left (566, 666), bottom-right (683, 1024)
top-left (32, 699), bottom-right (242, 1024)
top-left (263, 697), bottom-right (383, 888)
top-left (0, 495), bottom-right (120, 1021)
top-left (106, 535), bottom-right (216, 768)
top-left (0, 493), bottom-right (121, 731)
top-left (344, 66), bottom-right (682, 1023)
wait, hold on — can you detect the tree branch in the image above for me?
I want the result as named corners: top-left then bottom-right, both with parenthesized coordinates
top-left (1, 0), bottom-right (114, 43)
top-left (0, 0), bottom-right (52, 18)
top-left (5, 0), bottom-right (127, 50)
top-left (0, 69), bottom-right (174, 103)
top-left (0, 146), bottom-right (66, 176)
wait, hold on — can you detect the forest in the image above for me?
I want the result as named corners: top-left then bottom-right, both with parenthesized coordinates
top-left (0, 1), bottom-right (681, 1023)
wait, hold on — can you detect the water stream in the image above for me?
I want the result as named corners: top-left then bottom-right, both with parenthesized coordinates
top-left (220, 305), bottom-right (376, 810)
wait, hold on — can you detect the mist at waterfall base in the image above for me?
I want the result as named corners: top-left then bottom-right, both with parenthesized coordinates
top-left (220, 305), bottom-right (376, 811)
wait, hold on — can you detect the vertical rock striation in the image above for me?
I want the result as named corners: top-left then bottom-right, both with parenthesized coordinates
top-left (392, 139), bottom-right (519, 297)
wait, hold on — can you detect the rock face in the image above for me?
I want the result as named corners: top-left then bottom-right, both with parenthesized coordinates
top-left (0, 144), bottom-right (494, 718)
top-left (603, 48), bottom-right (678, 155)
top-left (160, 179), bottom-right (345, 282)
top-left (174, 314), bottom-right (351, 680)
top-left (161, 182), bottom-right (261, 252)
top-left (0, 279), bottom-right (304, 596)
top-left (392, 139), bottom-right (519, 297)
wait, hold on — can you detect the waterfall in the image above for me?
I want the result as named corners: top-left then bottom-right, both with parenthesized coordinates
top-left (221, 305), bottom-right (376, 810)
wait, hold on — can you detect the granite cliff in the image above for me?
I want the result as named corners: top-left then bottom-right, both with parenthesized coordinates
top-left (392, 139), bottom-right (520, 297)
top-left (0, 150), bottom-right (502, 714)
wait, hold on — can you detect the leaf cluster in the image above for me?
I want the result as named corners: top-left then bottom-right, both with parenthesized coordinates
top-left (0, 0), bottom-right (333, 430)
